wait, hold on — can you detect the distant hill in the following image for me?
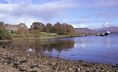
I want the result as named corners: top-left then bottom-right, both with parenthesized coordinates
top-left (75, 26), bottom-right (118, 35)
top-left (96, 26), bottom-right (118, 34)
top-left (75, 28), bottom-right (97, 35)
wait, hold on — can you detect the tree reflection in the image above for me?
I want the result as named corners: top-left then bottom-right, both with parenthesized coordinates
top-left (0, 38), bottom-right (75, 53)
top-left (40, 39), bottom-right (75, 52)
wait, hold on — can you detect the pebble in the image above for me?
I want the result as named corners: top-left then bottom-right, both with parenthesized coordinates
top-left (0, 48), bottom-right (117, 72)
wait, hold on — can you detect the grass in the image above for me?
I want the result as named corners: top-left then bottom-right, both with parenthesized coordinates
top-left (11, 30), bottom-right (87, 40)
top-left (11, 32), bottom-right (71, 40)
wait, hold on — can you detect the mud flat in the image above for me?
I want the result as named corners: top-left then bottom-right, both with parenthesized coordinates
top-left (0, 47), bottom-right (118, 72)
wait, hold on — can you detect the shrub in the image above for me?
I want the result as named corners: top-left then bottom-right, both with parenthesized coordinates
top-left (0, 27), bottom-right (12, 40)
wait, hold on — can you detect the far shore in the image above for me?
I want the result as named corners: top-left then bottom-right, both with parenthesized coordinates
top-left (0, 35), bottom-right (81, 41)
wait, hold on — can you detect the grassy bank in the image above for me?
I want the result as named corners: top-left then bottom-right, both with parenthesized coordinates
top-left (0, 27), bottom-right (92, 40)
top-left (11, 32), bottom-right (78, 40)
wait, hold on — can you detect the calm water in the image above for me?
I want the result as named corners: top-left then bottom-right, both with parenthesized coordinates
top-left (0, 34), bottom-right (118, 64)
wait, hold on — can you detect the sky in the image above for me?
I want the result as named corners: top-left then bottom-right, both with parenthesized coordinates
top-left (0, 0), bottom-right (118, 29)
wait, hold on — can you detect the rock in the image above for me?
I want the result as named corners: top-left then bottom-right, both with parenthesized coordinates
top-left (0, 47), bottom-right (117, 72)
top-left (29, 70), bottom-right (38, 72)
top-left (12, 63), bottom-right (19, 68)
top-left (69, 67), bottom-right (73, 71)
top-left (30, 64), bottom-right (39, 69)
top-left (51, 65), bottom-right (56, 70)
top-left (6, 60), bottom-right (11, 64)
top-left (19, 67), bottom-right (27, 72)
top-left (19, 60), bottom-right (27, 64)
top-left (52, 62), bottom-right (57, 66)
top-left (74, 67), bottom-right (80, 72)
top-left (81, 63), bottom-right (92, 67)
top-left (112, 65), bottom-right (117, 68)
top-left (78, 68), bottom-right (81, 71)
top-left (0, 64), bottom-right (20, 72)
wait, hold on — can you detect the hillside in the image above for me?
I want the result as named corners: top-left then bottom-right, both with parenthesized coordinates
top-left (96, 26), bottom-right (118, 34)
top-left (75, 28), bottom-right (97, 35)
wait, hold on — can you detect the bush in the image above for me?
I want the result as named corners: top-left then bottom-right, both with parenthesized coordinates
top-left (0, 27), bottom-right (12, 40)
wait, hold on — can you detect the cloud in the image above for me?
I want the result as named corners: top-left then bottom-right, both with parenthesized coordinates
top-left (0, 0), bottom-right (78, 26)
top-left (0, 0), bottom-right (118, 28)
top-left (4, 0), bottom-right (32, 4)
top-left (69, 17), bottom-right (113, 29)
top-left (79, 24), bottom-right (88, 28)
top-left (12, 1), bottom-right (77, 19)
top-left (0, 0), bottom-right (78, 19)
top-left (95, 12), bottom-right (118, 19)
top-left (70, 17), bottom-right (108, 24)
top-left (78, 0), bottom-right (118, 8)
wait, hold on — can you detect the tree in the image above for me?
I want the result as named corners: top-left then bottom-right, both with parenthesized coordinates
top-left (17, 23), bottom-right (29, 34)
top-left (30, 22), bottom-right (46, 32)
top-left (0, 22), bottom-right (12, 40)
top-left (53, 22), bottom-right (75, 35)
top-left (53, 22), bottom-right (64, 35)
top-left (30, 22), bottom-right (75, 35)
top-left (45, 23), bottom-right (53, 33)
top-left (62, 23), bottom-right (74, 35)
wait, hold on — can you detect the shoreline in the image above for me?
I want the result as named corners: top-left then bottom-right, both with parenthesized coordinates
top-left (0, 47), bottom-right (118, 72)
top-left (43, 53), bottom-right (118, 66)
top-left (0, 35), bottom-right (79, 41)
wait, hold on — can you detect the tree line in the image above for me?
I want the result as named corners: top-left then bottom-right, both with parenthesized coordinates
top-left (29, 22), bottom-right (75, 35)
top-left (0, 21), bottom-right (75, 40)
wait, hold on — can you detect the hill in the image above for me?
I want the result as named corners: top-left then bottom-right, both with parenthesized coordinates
top-left (96, 26), bottom-right (118, 34)
top-left (75, 28), bottom-right (97, 35)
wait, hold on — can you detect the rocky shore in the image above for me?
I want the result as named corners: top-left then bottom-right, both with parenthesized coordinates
top-left (0, 47), bottom-right (118, 72)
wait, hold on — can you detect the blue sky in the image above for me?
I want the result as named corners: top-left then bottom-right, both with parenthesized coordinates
top-left (0, 0), bottom-right (118, 29)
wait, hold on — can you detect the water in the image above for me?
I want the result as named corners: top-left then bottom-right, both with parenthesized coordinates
top-left (0, 34), bottom-right (118, 64)
top-left (44, 35), bottom-right (118, 64)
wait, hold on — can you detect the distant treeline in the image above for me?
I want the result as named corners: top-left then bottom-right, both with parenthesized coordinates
top-left (29, 22), bottom-right (75, 35)
top-left (0, 21), bottom-right (76, 40)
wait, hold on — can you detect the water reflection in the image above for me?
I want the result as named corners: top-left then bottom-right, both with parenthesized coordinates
top-left (0, 35), bottom-right (118, 64)
top-left (41, 39), bottom-right (75, 52)
top-left (106, 37), bottom-right (112, 48)
top-left (79, 38), bottom-right (87, 48)
top-left (0, 38), bottom-right (75, 52)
